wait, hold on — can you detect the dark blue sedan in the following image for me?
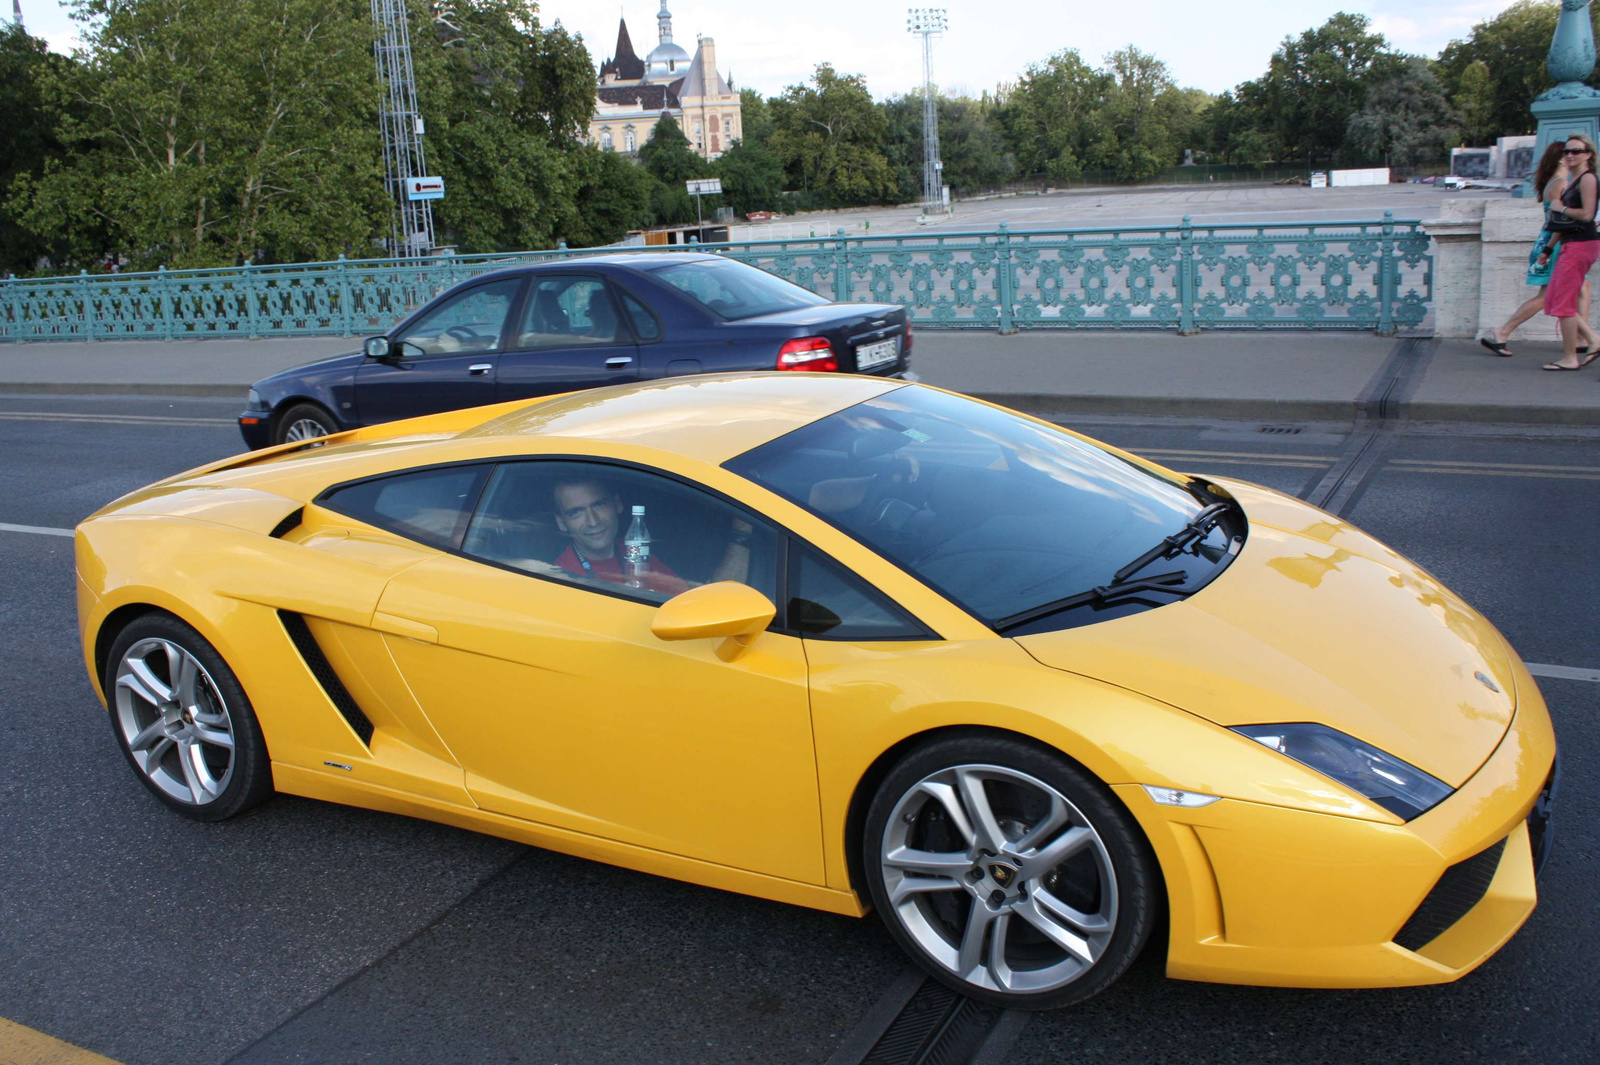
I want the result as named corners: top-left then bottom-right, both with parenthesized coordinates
top-left (239, 253), bottom-right (915, 449)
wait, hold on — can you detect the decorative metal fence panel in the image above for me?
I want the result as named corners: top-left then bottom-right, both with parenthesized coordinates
top-left (0, 215), bottom-right (1431, 342)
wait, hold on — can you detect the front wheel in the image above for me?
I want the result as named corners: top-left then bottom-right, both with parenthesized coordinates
top-left (862, 734), bottom-right (1159, 1009)
top-left (275, 402), bottom-right (338, 445)
top-left (105, 614), bottom-right (274, 822)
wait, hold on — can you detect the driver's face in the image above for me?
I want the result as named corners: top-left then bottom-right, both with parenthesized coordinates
top-left (554, 482), bottom-right (620, 557)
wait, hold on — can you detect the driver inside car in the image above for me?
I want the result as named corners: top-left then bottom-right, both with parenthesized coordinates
top-left (550, 478), bottom-right (752, 596)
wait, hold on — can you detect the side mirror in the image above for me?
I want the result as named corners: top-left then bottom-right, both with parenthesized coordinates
top-left (363, 335), bottom-right (391, 359)
top-left (652, 582), bottom-right (775, 645)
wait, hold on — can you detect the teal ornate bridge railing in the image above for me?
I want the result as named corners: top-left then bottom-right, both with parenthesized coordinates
top-left (0, 214), bottom-right (1431, 342)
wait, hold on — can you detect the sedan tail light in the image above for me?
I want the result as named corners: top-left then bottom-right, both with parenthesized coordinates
top-left (776, 337), bottom-right (838, 372)
top-left (904, 319), bottom-right (914, 355)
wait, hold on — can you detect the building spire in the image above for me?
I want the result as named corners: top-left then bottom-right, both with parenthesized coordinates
top-left (657, 0), bottom-right (673, 45)
top-left (12, 0), bottom-right (23, 29)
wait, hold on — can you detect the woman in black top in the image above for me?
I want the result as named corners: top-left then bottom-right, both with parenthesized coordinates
top-left (1540, 133), bottom-right (1600, 371)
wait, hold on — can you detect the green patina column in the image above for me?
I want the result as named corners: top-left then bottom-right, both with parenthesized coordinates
top-left (1516, 0), bottom-right (1600, 196)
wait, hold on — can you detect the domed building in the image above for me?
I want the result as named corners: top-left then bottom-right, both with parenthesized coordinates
top-left (589, 2), bottom-right (743, 161)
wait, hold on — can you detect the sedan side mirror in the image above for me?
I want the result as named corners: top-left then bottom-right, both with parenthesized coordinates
top-left (652, 582), bottom-right (775, 651)
top-left (363, 335), bottom-right (391, 359)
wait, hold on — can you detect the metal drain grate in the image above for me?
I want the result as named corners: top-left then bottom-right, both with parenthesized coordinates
top-left (1257, 426), bottom-right (1303, 435)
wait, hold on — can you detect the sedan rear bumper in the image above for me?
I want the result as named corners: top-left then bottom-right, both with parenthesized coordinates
top-left (238, 412), bottom-right (272, 450)
top-left (1121, 654), bottom-right (1556, 988)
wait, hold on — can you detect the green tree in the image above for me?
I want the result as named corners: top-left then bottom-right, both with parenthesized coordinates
top-left (560, 143), bottom-right (656, 246)
top-left (1091, 46), bottom-right (1192, 180)
top-left (413, 0), bottom-right (593, 253)
top-left (637, 117), bottom-right (707, 224)
top-left (998, 49), bottom-right (1111, 180)
top-left (738, 87), bottom-right (775, 144)
top-left (1345, 56), bottom-right (1459, 166)
top-left (1434, 1), bottom-right (1600, 140)
top-left (768, 64), bottom-right (896, 206)
top-left (1452, 59), bottom-right (1497, 146)
top-left (884, 94), bottom-right (1015, 196)
top-left (1255, 12), bottom-right (1397, 163)
top-left (9, 0), bottom-right (386, 269)
top-left (0, 26), bottom-right (76, 272)
top-left (712, 138), bottom-right (786, 215)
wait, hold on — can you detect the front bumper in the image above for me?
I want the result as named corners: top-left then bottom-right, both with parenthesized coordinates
top-left (1120, 654), bottom-right (1557, 988)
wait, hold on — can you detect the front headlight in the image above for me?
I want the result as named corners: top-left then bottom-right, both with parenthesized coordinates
top-left (1232, 722), bottom-right (1453, 820)
top-left (245, 388), bottom-right (269, 411)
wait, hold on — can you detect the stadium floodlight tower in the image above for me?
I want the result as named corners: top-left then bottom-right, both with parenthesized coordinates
top-left (372, 0), bottom-right (436, 257)
top-left (12, 0), bottom-right (23, 28)
top-left (907, 7), bottom-right (948, 216)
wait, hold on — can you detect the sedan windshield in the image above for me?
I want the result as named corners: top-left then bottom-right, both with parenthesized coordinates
top-left (650, 257), bottom-right (829, 320)
top-left (725, 387), bottom-right (1238, 633)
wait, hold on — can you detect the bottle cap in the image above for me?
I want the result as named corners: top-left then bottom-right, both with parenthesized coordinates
top-left (632, 505), bottom-right (645, 515)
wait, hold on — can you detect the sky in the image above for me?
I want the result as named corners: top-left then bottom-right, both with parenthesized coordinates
top-left (10, 0), bottom-right (1529, 99)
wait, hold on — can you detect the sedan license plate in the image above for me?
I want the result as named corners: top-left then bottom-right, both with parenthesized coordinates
top-left (856, 337), bottom-right (899, 371)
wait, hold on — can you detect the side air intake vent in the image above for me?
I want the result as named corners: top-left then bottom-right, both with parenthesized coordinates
top-left (278, 610), bottom-right (374, 745)
top-left (1393, 837), bottom-right (1506, 952)
top-left (268, 508), bottom-right (304, 539)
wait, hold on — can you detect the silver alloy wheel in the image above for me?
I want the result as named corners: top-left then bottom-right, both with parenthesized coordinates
top-left (879, 763), bottom-right (1118, 995)
top-left (283, 417), bottom-right (329, 442)
top-left (114, 637), bottom-right (236, 805)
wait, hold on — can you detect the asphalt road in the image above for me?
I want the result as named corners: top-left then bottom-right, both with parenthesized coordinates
top-left (0, 393), bottom-right (1595, 1065)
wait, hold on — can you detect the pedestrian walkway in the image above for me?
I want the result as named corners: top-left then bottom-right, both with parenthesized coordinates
top-left (0, 331), bottom-right (1596, 426)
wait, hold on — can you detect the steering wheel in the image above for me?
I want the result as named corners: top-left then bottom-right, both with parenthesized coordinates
top-left (445, 325), bottom-right (482, 342)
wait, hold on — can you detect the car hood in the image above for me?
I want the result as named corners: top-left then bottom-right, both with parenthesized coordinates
top-left (1013, 480), bottom-right (1515, 788)
top-left (255, 350), bottom-right (363, 388)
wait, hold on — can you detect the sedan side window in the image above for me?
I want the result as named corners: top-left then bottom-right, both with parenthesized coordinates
top-left (617, 288), bottom-right (662, 342)
top-left (461, 461), bottom-right (777, 607)
top-left (788, 542), bottom-right (929, 639)
top-left (320, 464), bottom-right (492, 550)
top-left (518, 277), bottom-right (623, 350)
top-left (393, 279), bottom-right (521, 358)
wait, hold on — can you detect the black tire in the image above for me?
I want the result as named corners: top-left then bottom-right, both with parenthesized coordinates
top-left (274, 402), bottom-right (339, 445)
top-left (862, 732), bottom-right (1159, 1010)
top-left (104, 614), bottom-right (273, 822)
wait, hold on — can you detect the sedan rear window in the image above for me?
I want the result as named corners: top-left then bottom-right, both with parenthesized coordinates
top-left (651, 257), bottom-right (828, 320)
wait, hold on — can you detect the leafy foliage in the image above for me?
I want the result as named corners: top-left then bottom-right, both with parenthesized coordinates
top-left (769, 65), bottom-right (896, 206)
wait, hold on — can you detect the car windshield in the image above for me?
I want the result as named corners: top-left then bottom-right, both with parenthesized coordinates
top-left (650, 257), bottom-right (829, 320)
top-left (725, 387), bottom-right (1235, 632)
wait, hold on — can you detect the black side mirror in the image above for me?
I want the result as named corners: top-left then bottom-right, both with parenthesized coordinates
top-left (363, 336), bottom-right (391, 359)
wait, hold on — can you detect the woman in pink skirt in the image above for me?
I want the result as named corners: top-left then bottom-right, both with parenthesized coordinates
top-left (1541, 133), bottom-right (1600, 371)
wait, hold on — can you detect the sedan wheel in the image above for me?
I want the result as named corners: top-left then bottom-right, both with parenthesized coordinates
top-left (106, 615), bottom-right (273, 821)
top-left (864, 735), bottom-right (1157, 1009)
top-left (276, 402), bottom-right (338, 445)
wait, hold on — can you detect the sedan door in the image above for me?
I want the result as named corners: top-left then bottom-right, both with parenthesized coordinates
top-left (356, 276), bottom-right (524, 424)
top-left (370, 459), bottom-right (824, 884)
top-left (494, 275), bottom-right (640, 401)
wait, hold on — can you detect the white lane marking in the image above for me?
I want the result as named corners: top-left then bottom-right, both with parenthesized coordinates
top-left (0, 411), bottom-right (231, 426)
top-left (1528, 663), bottom-right (1600, 684)
top-left (0, 522), bottom-right (75, 538)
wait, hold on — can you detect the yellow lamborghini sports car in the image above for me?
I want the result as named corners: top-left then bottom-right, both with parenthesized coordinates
top-left (75, 374), bottom-right (1556, 1009)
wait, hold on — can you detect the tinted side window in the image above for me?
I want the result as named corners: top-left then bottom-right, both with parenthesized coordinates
top-left (461, 461), bottom-right (778, 607)
top-left (789, 543), bottom-right (927, 639)
top-left (321, 465), bottom-right (490, 550)
top-left (618, 289), bottom-right (662, 341)
top-left (518, 277), bottom-right (622, 349)
top-left (394, 280), bottom-right (520, 357)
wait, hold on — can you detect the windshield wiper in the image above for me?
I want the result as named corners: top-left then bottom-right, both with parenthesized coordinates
top-left (1110, 502), bottom-right (1232, 585)
top-left (993, 570), bottom-right (1191, 634)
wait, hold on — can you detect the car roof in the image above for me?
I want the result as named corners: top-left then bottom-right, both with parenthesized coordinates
top-left (459, 372), bottom-right (904, 464)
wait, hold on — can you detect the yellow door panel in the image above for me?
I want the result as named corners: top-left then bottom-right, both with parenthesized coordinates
top-left (375, 554), bottom-right (825, 884)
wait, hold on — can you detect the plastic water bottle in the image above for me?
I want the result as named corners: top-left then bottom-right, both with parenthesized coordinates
top-left (622, 505), bottom-right (651, 589)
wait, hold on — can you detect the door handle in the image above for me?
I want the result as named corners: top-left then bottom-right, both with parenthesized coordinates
top-left (467, 363), bottom-right (492, 376)
top-left (605, 356), bottom-right (634, 369)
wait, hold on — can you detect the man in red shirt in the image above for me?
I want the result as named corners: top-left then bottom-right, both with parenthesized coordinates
top-left (552, 478), bottom-right (750, 596)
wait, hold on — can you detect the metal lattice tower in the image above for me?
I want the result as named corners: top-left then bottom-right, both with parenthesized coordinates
top-left (907, 8), bottom-right (947, 215)
top-left (372, 0), bottom-right (434, 257)
top-left (12, 1), bottom-right (23, 29)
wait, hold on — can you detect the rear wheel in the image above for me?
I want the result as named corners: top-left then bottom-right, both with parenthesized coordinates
top-left (105, 615), bottom-right (273, 822)
top-left (275, 402), bottom-right (338, 445)
top-left (863, 734), bottom-right (1158, 1009)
